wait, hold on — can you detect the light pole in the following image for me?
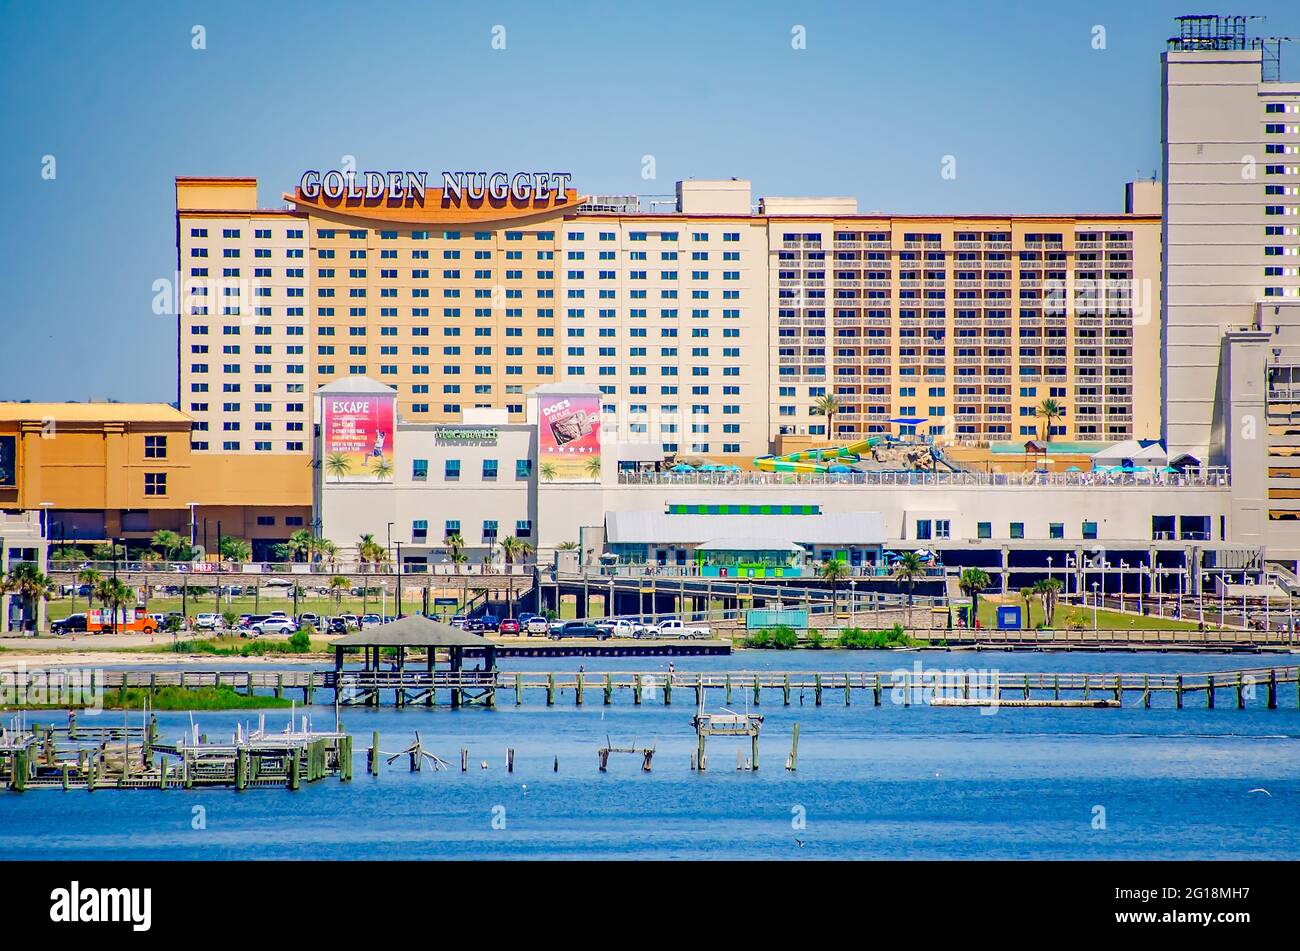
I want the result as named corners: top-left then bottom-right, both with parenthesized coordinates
top-left (395, 541), bottom-right (403, 617)
top-left (1119, 559), bottom-right (1128, 613)
top-left (1091, 581), bottom-right (1099, 632)
top-left (1138, 555), bottom-right (1144, 615)
top-left (186, 502), bottom-right (200, 561)
top-left (849, 578), bottom-right (857, 626)
top-left (1047, 555), bottom-right (1053, 597)
top-left (386, 522), bottom-right (394, 572)
top-left (1220, 569), bottom-right (1226, 626)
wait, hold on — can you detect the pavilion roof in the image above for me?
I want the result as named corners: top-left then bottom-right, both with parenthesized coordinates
top-left (330, 614), bottom-right (491, 648)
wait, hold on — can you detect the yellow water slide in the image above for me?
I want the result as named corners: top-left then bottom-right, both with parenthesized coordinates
top-left (753, 437), bottom-right (882, 473)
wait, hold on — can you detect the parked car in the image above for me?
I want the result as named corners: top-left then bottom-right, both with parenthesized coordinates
top-left (248, 617), bottom-right (298, 636)
top-left (497, 618), bottom-right (521, 635)
top-left (449, 615), bottom-right (468, 629)
top-left (655, 618), bottom-right (711, 640)
top-left (298, 612), bottom-right (322, 628)
top-left (360, 614), bottom-right (383, 628)
top-left (549, 621), bottom-right (610, 640)
top-left (525, 615), bottom-right (551, 636)
top-left (51, 613), bottom-right (89, 635)
top-left (595, 619), bottom-right (637, 638)
top-left (194, 613), bottom-right (225, 632)
top-left (326, 617), bottom-right (352, 635)
top-left (479, 614), bottom-right (501, 632)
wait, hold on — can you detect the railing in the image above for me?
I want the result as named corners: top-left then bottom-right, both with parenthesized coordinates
top-left (47, 560), bottom-right (539, 576)
top-left (617, 468), bottom-right (1232, 489)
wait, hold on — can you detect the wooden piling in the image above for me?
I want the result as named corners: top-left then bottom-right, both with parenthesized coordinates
top-left (507, 748), bottom-right (515, 773)
top-left (1175, 674), bottom-right (1184, 709)
top-left (786, 723), bottom-right (799, 772)
top-left (369, 731), bottom-right (380, 776)
top-left (1236, 672), bottom-right (1245, 710)
top-left (1207, 675), bottom-right (1215, 709)
top-left (814, 673), bottom-right (823, 707)
top-left (1268, 669), bottom-right (1278, 710)
top-left (575, 672), bottom-right (584, 706)
top-left (604, 674), bottom-right (613, 705)
top-left (873, 673), bottom-right (882, 706)
top-left (782, 675), bottom-right (791, 706)
top-left (515, 672), bottom-right (523, 706)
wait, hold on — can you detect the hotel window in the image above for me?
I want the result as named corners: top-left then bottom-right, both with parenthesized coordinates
top-left (1049, 523), bottom-right (1064, 540)
top-left (516, 520), bottom-right (532, 537)
top-left (482, 520), bottom-right (499, 541)
top-left (144, 435), bottom-right (167, 459)
top-left (482, 459), bottom-right (498, 480)
top-left (1082, 521), bottom-right (1098, 540)
top-left (144, 472), bottom-right (167, 496)
top-left (412, 459), bottom-right (428, 481)
top-left (412, 520), bottom-right (428, 543)
top-left (256, 516), bottom-right (275, 527)
top-left (444, 460), bottom-right (460, 481)
top-left (1010, 522), bottom-right (1024, 539)
top-left (516, 459), bottom-right (532, 479)
top-left (445, 520), bottom-right (461, 537)
top-left (915, 519), bottom-right (933, 541)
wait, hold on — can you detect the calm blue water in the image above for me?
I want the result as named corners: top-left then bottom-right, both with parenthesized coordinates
top-left (2, 650), bottom-right (1297, 860)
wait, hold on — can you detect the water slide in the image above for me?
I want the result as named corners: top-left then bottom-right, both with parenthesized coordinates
top-left (753, 437), bottom-right (884, 473)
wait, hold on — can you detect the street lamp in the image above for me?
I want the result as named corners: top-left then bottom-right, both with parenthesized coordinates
top-left (186, 503), bottom-right (200, 559)
top-left (386, 522), bottom-right (394, 571)
top-left (395, 540), bottom-right (403, 617)
top-left (1091, 581), bottom-right (1099, 631)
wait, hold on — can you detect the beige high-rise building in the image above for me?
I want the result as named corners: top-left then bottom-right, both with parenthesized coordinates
top-left (1162, 14), bottom-right (1300, 465)
top-left (176, 171), bottom-right (1164, 465)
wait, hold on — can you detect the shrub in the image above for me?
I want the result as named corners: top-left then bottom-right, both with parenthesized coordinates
top-left (288, 625), bottom-right (312, 652)
top-left (835, 624), bottom-right (917, 649)
top-left (807, 630), bottom-right (826, 650)
top-left (771, 625), bottom-right (799, 650)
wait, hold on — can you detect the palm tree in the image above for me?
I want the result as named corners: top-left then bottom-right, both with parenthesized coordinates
top-left (557, 540), bottom-right (579, 552)
top-left (817, 557), bottom-right (850, 617)
top-left (892, 551), bottom-right (928, 629)
top-left (151, 529), bottom-right (184, 560)
top-left (958, 567), bottom-right (992, 629)
top-left (540, 461), bottom-right (558, 482)
top-left (445, 533), bottom-right (466, 567)
top-left (75, 568), bottom-right (102, 617)
top-left (329, 575), bottom-right (349, 612)
top-left (219, 535), bottom-right (252, 563)
top-left (1036, 398), bottom-right (1063, 443)
top-left (812, 393), bottom-right (840, 439)
top-left (2, 562), bottom-right (53, 632)
top-left (584, 455), bottom-right (602, 480)
top-left (1019, 586), bottom-right (1036, 627)
top-left (372, 456), bottom-right (394, 482)
top-left (325, 452), bottom-right (352, 482)
top-left (358, 533), bottom-right (389, 570)
top-left (1033, 577), bottom-right (1064, 627)
top-left (287, 528), bottom-right (314, 563)
top-left (92, 577), bottom-right (135, 635)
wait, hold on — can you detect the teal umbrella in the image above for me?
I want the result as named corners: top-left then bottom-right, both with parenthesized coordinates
top-left (671, 463), bottom-right (695, 473)
top-left (1066, 466), bottom-right (1082, 472)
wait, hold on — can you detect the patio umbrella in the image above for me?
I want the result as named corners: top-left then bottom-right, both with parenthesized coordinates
top-left (670, 463), bottom-right (695, 473)
top-left (1160, 466), bottom-right (1177, 473)
top-left (1065, 466), bottom-right (1082, 472)
top-left (698, 464), bottom-right (718, 472)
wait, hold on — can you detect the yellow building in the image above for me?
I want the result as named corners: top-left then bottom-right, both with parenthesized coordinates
top-left (175, 172), bottom-right (1163, 466)
top-left (0, 403), bottom-right (309, 558)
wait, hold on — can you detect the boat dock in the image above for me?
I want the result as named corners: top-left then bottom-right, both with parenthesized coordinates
top-left (4, 665), bottom-right (1298, 710)
top-left (1, 711), bottom-right (353, 792)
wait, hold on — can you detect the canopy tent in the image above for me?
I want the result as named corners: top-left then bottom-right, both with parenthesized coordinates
top-left (1091, 439), bottom-right (1168, 467)
top-left (888, 416), bottom-right (929, 426)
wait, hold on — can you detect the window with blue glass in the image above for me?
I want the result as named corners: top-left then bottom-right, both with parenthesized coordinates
top-left (482, 459), bottom-right (498, 480)
top-left (412, 520), bottom-right (428, 542)
top-left (483, 520), bottom-right (498, 540)
top-left (444, 459), bottom-right (460, 480)
top-left (516, 520), bottom-right (532, 537)
top-left (412, 459), bottom-right (428, 481)
top-left (444, 520), bottom-right (461, 537)
top-left (516, 458), bottom-right (532, 479)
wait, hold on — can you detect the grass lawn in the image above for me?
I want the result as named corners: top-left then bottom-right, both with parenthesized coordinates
top-left (974, 596), bottom-right (1219, 631)
top-left (45, 593), bottom-right (464, 623)
top-left (1, 685), bottom-right (293, 711)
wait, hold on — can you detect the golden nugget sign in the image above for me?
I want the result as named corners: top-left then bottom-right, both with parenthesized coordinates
top-left (298, 170), bottom-right (573, 205)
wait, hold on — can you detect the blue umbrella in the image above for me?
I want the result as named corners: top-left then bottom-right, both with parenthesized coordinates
top-left (671, 463), bottom-right (695, 473)
top-left (1065, 466), bottom-right (1082, 472)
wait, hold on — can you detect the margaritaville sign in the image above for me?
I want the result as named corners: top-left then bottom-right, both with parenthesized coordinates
top-left (298, 169), bottom-right (574, 205)
top-left (433, 426), bottom-right (499, 443)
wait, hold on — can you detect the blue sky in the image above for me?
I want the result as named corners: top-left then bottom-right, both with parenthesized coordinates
top-left (2, 0), bottom-right (1297, 402)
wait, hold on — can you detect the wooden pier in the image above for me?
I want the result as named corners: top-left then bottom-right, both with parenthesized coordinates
top-left (1, 711), bottom-right (352, 792)
top-left (4, 665), bottom-right (1298, 711)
